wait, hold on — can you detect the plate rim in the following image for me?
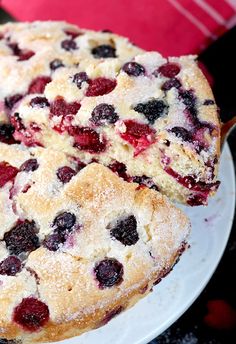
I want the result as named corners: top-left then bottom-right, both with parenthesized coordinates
top-left (50, 143), bottom-right (235, 344)
top-left (138, 142), bottom-right (236, 344)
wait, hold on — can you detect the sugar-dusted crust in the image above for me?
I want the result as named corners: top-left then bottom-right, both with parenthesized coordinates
top-left (0, 21), bottom-right (220, 206)
top-left (0, 21), bottom-right (143, 101)
top-left (0, 143), bottom-right (190, 343)
top-left (0, 19), bottom-right (221, 343)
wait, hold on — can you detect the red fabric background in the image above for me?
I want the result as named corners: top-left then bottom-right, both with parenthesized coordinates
top-left (1, 0), bottom-right (235, 56)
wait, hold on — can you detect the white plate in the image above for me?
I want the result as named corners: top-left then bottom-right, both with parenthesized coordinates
top-left (51, 143), bottom-right (235, 344)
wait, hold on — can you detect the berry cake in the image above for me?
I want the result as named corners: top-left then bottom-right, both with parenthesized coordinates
top-left (0, 21), bottom-right (142, 144)
top-left (0, 142), bottom-right (190, 343)
top-left (0, 22), bottom-right (220, 206)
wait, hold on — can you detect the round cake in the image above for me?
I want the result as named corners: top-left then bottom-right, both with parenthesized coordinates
top-left (0, 22), bottom-right (220, 206)
top-left (0, 20), bottom-right (221, 343)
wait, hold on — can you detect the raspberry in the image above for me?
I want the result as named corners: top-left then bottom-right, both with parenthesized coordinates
top-left (0, 162), bottom-right (18, 188)
top-left (28, 76), bottom-right (51, 94)
top-left (119, 120), bottom-right (156, 155)
top-left (86, 78), bottom-right (117, 97)
top-left (72, 127), bottom-right (107, 153)
top-left (13, 297), bottom-right (49, 332)
top-left (157, 62), bottom-right (181, 78)
top-left (50, 97), bottom-right (80, 117)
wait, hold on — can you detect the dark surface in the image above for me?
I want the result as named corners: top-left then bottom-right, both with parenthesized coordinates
top-left (151, 27), bottom-right (236, 344)
top-left (0, 7), bottom-right (235, 343)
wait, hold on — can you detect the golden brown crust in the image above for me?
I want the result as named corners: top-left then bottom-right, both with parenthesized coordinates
top-left (0, 144), bottom-right (190, 343)
top-left (0, 19), bottom-right (220, 343)
top-left (0, 22), bottom-right (220, 205)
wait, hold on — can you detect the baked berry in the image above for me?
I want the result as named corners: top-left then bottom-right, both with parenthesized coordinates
top-left (8, 42), bottom-right (35, 61)
top-left (53, 212), bottom-right (76, 230)
top-left (94, 258), bottom-right (123, 288)
top-left (133, 99), bottom-right (168, 124)
top-left (157, 62), bottom-right (180, 78)
top-left (161, 78), bottom-right (181, 91)
top-left (0, 123), bottom-right (15, 144)
top-left (50, 97), bottom-right (81, 116)
top-left (169, 126), bottom-right (192, 142)
top-left (0, 162), bottom-right (18, 188)
top-left (179, 89), bottom-right (195, 108)
top-left (90, 103), bottom-right (119, 126)
top-left (10, 113), bottom-right (25, 131)
top-left (9, 114), bottom-right (41, 147)
top-left (72, 72), bottom-right (89, 89)
top-left (0, 256), bottom-right (22, 276)
top-left (187, 194), bottom-right (206, 206)
top-left (132, 175), bottom-right (159, 191)
top-left (101, 29), bottom-right (113, 33)
top-left (4, 94), bottom-right (23, 110)
top-left (108, 161), bottom-right (129, 181)
top-left (8, 42), bottom-right (21, 55)
top-left (57, 166), bottom-right (77, 184)
top-left (20, 159), bottom-right (39, 172)
top-left (44, 212), bottom-right (77, 251)
top-left (50, 58), bottom-right (64, 70)
top-left (179, 89), bottom-right (198, 121)
top-left (91, 45), bottom-right (116, 58)
top-left (43, 233), bottom-right (65, 251)
top-left (120, 120), bottom-right (156, 155)
top-left (18, 50), bottom-right (35, 61)
top-left (30, 96), bottom-right (49, 108)
top-left (64, 29), bottom-right (81, 39)
top-left (203, 99), bottom-right (215, 105)
top-left (164, 166), bottom-right (220, 195)
top-left (122, 62), bottom-right (145, 76)
top-left (28, 76), bottom-right (52, 94)
top-left (72, 127), bottom-right (107, 153)
top-left (13, 297), bottom-right (49, 332)
top-left (109, 215), bottom-right (139, 246)
top-left (4, 220), bottom-right (39, 255)
top-left (61, 39), bottom-right (77, 51)
top-left (86, 78), bottom-right (117, 97)
top-left (52, 116), bottom-right (73, 134)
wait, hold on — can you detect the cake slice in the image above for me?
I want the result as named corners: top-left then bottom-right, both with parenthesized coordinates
top-left (0, 142), bottom-right (190, 343)
top-left (0, 22), bottom-right (220, 205)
